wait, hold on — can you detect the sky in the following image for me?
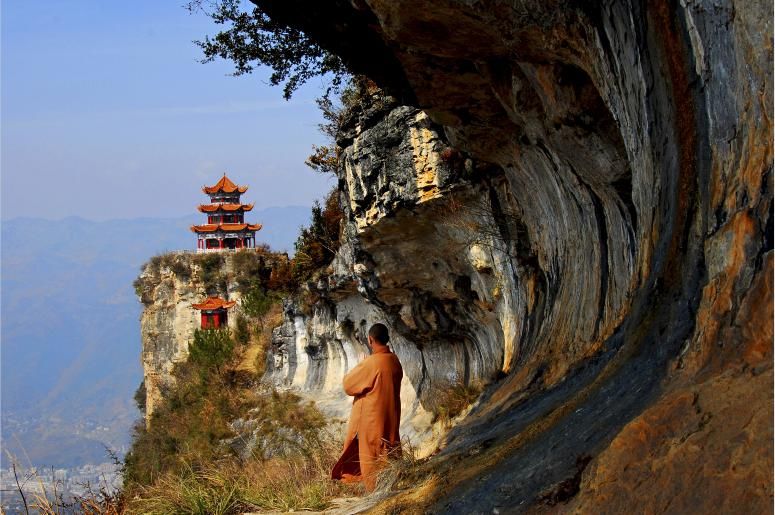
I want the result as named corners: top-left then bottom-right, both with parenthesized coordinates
top-left (1, 1), bottom-right (336, 221)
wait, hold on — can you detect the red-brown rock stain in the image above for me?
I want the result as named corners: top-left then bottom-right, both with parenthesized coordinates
top-left (649, 0), bottom-right (700, 286)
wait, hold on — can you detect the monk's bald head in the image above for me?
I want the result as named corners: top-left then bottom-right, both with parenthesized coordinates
top-left (368, 323), bottom-right (390, 345)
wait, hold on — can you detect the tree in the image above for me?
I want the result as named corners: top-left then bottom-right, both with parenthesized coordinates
top-left (188, 0), bottom-right (350, 99)
top-left (189, 328), bottom-right (234, 373)
top-left (292, 188), bottom-right (343, 282)
top-left (305, 144), bottom-right (339, 175)
top-left (241, 287), bottom-right (274, 330)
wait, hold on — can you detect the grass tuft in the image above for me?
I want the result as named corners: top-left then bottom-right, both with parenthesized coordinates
top-left (430, 381), bottom-right (483, 428)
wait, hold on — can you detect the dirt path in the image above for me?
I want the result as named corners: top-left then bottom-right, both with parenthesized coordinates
top-left (237, 330), bottom-right (263, 373)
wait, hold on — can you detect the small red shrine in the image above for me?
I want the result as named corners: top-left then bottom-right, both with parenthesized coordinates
top-left (191, 173), bottom-right (263, 252)
top-left (192, 296), bottom-right (236, 329)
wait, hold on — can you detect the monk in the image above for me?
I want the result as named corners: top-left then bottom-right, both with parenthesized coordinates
top-left (331, 323), bottom-right (403, 492)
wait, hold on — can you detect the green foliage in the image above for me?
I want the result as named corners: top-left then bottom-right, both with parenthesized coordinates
top-left (189, 329), bottom-right (235, 372)
top-left (133, 278), bottom-right (144, 298)
top-left (241, 288), bottom-right (274, 323)
top-left (189, 0), bottom-right (349, 99)
top-left (149, 252), bottom-right (192, 279)
top-left (124, 353), bottom-right (248, 486)
top-left (134, 380), bottom-right (147, 414)
top-left (194, 253), bottom-right (227, 294)
top-left (234, 314), bottom-right (251, 346)
top-left (264, 389), bottom-right (326, 435)
top-left (127, 433), bottom-right (354, 514)
top-left (230, 248), bottom-right (271, 293)
top-left (129, 461), bottom-right (241, 515)
top-left (122, 340), bottom-right (342, 508)
top-left (292, 188), bottom-right (343, 284)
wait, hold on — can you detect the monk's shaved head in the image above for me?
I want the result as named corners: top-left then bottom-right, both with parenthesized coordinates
top-left (368, 323), bottom-right (390, 345)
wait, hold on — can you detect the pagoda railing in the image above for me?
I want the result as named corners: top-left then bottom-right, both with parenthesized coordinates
top-left (177, 248), bottom-right (263, 254)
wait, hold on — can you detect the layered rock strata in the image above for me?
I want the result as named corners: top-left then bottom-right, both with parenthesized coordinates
top-left (256, 0), bottom-right (773, 512)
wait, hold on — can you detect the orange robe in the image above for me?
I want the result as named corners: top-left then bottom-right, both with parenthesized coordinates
top-left (331, 346), bottom-right (403, 491)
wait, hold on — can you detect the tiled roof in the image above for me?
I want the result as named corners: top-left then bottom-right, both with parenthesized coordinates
top-left (192, 296), bottom-right (236, 310)
top-left (197, 203), bottom-right (255, 213)
top-left (190, 223), bottom-right (262, 233)
top-left (202, 174), bottom-right (248, 194)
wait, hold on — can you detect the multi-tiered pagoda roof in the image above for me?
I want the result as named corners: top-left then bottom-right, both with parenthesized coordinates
top-left (191, 173), bottom-right (262, 251)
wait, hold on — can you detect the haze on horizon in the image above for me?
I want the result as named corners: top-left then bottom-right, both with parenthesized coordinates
top-left (1, 0), bottom-right (336, 222)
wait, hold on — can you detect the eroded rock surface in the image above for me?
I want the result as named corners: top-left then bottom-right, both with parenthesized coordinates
top-left (257, 0), bottom-right (773, 512)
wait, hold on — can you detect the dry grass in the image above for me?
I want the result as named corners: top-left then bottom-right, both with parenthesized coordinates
top-left (3, 456), bottom-right (125, 515)
top-left (374, 437), bottom-right (424, 492)
top-left (430, 381), bottom-right (483, 428)
top-left (120, 308), bottom-right (364, 514)
top-left (126, 432), bottom-right (360, 514)
top-left (250, 302), bottom-right (284, 377)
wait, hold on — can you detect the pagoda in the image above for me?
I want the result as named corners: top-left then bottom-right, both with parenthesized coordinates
top-left (192, 296), bottom-right (236, 329)
top-left (191, 173), bottom-right (262, 252)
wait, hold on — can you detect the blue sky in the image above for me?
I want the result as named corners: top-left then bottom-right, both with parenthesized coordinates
top-left (1, 1), bottom-right (336, 220)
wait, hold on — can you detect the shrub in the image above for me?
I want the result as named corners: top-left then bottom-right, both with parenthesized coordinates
top-left (194, 253), bottom-right (227, 294)
top-left (189, 329), bottom-right (235, 373)
top-left (147, 253), bottom-right (192, 279)
top-left (134, 380), bottom-right (147, 414)
top-left (305, 144), bottom-right (339, 175)
top-left (231, 250), bottom-right (268, 293)
top-left (234, 315), bottom-right (250, 346)
top-left (123, 366), bottom-right (252, 487)
top-left (122, 370), bottom-right (355, 511)
top-left (133, 277), bottom-right (144, 298)
top-left (169, 258), bottom-right (191, 279)
top-left (245, 302), bottom-right (283, 378)
top-left (240, 288), bottom-right (274, 328)
top-left (266, 259), bottom-right (294, 292)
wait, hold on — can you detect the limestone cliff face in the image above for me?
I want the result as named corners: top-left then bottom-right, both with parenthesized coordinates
top-left (256, 0), bottom-right (772, 512)
top-left (265, 104), bottom-right (464, 450)
top-left (136, 253), bottom-right (251, 424)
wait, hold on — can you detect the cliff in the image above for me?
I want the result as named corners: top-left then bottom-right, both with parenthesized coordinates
top-left (253, 1), bottom-right (772, 513)
top-left (135, 251), bottom-right (286, 424)
top-left (135, 0), bottom-right (772, 511)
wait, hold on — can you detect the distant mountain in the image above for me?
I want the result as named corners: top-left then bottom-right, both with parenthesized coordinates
top-left (0, 206), bottom-right (311, 469)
